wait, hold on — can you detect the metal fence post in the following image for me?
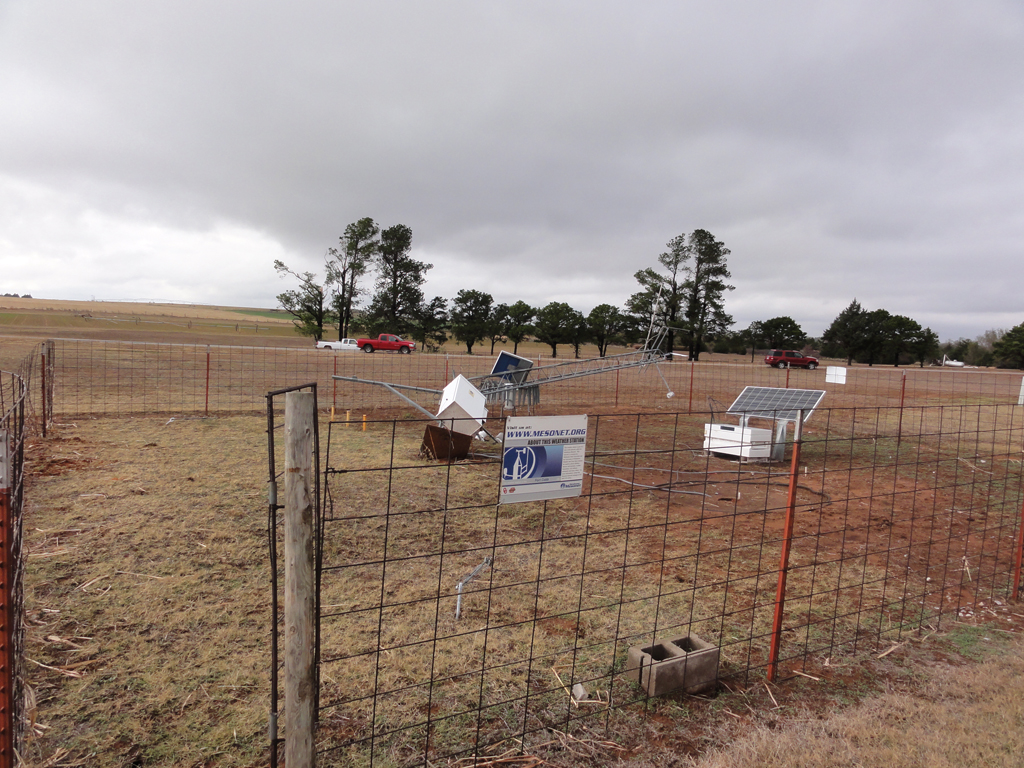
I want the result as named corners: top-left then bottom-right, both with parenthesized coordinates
top-left (897, 371), bottom-right (907, 446)
top-left (285, 391), bottom-right (316, 768)
top-left (0, 429), bottom-right (14, 763)
top-left (767, 411), bottom-right (803, 682)
top-left (204, 346), bottom-right (211, 416)
top-left (40, 347), bottom-right (48, 438)
top-left (688, 360), bottom-right (695, 414)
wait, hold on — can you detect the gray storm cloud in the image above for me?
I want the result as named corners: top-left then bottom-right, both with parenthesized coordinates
top-left (1, 0), bottom-right (1022, 338)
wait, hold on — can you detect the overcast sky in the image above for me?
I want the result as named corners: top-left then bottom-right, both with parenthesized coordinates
top-left (1, 1), bottom-right (1022, 339)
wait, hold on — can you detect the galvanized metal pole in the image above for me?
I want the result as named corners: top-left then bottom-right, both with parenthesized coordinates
top-left (285, 391), bottom-right (316, 768)
top-left (767, 412), bottom-right (803, 682)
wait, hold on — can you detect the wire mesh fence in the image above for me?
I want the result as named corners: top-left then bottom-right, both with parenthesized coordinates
top-left (1, 341), bottom-right (53, 761)
top-left (49, 338), bottom-right (1024, 418)
top-left (9, 336), bottom-right (1022, 764)
top-left (303, 398), bottom-right (1024, 765)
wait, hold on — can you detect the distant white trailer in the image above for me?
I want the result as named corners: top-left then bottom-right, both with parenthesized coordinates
top-left (942, 354), bottom-right (966, 368)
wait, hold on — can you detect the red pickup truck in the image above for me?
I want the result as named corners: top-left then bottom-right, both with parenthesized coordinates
top-left (357, 334), bottom-right (416, 354)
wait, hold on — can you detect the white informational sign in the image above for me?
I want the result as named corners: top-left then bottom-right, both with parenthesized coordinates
top-left (500, 415), bottom-right (588, 504)
top-left (1018, 377), bottom-right (1024, 407)
top-left (825, 366), bottom-right (847, 384)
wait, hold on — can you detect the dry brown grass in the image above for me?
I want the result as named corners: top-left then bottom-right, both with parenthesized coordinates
top-left (20, 411), bottom-right (1024, 768)
top-left (0, 296), bottom-right (292, 323)
top-left (23, 416), bottom-right (271, 767)
top-left (691, 628), bottom-right (1024, 768)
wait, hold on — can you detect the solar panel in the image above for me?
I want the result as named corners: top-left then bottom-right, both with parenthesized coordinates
top-left (726, 386), bottom-right (825, 423)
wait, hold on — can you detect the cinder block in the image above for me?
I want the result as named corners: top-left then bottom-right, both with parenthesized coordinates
top-left (625, 635), bottom-right (719, 696)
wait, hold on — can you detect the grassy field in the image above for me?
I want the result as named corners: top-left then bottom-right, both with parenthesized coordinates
top-left (0, 295), bottom-right (756, 360)
top-left (21, 413), bottom-right (1024, 767)
top-left (6, 302), bottom-right (1024, 767)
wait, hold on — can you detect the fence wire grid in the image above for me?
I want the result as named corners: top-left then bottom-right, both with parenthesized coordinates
top-left (49, 338), bottom-right (1024, 418)
top-left (19, 337), bottom-right (1024, 765)
top-left (0, 341), bottom-right (54, 760)
top-left (305, 399), bottom-right (1024, 766)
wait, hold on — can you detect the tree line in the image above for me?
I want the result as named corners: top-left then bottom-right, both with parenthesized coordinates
top-left (275, 225), bottom-right (736, 359)
top-left (275, 221), bottom-right (1024, 368)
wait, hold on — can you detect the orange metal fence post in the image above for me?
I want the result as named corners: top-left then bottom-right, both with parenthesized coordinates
top-left (333, 356), bottom-right (338, 410)
top-left (766, 413), bottom-right (803, 682)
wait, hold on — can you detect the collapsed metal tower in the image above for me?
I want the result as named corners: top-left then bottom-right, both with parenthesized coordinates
top-left (332, 325), bottom-right (675, 417)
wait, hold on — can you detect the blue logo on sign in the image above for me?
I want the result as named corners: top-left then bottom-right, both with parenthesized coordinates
top-left (502, 446), bottom-right (564, 480)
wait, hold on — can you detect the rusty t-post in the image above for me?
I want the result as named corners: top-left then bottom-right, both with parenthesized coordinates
top-left (766, 412), bottom-right (803, 682)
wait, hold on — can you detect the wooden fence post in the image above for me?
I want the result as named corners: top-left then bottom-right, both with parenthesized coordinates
top-left (285, 391), bottom-right (316, 768)
top-left (0, 429), bottom-right (13, 765)
top-left (204, 346), bottom-right (211, 416)
top-left (1013, 492), bottom-right (1024, 602)
top-left (40, 347), bottom-right (48, 438)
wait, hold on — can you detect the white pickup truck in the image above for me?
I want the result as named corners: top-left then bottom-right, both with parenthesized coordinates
top-left (316, 338), bottom-right (361, 351)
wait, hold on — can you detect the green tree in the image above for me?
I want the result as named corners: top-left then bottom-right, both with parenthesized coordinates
top-left (822, 299), bottom-right (867, 364)
top-left (630, 230), bottom-right (734, 360)
top-left (533, 301), bottom-right (579, 358)
top-left (449, 289), bottom-right (494, 354)
top-left (679, 229), bottom-right (734, 361)
top-left (409, 296), bottom-right (449, 353)
top-left (587, 304), bottom-right (624, 357)
top-left (911, 327), bottom-right (939, 367)
top-left (505, 301), bottom-right (535, 355)
top-left (626, 235), bottom-right (687, 354)
top-left (327, 217), bottom-right (378, 340)
top-left (567, 307), bottom-right (589, 359)
top-left (859, 308), bottom-right (891, 366)
top-left (273, 259), bottom-right (336, 341)
top-left (711, 330), bottom-right (747, 355)
top-left (487, 303), bottom-right (510, 355)
top-left (364, 224), bottom-right (431, 336)
top-left (743, 320), bottom-right (766, 362)
top-left (760, 316), bottom-right (806, 350)
top-left (884, 315), bottom-right (926, 366)
top-left (993, 323), bottom-right (1024, 369)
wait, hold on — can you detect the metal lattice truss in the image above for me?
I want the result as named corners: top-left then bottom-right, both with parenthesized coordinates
top-left (332, 325), bottom-right (675, 414)
top-left (471, 325), bottom-right (670, 404)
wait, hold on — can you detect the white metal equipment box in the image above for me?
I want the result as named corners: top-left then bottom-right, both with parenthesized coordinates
top-left (703, 423), bottom-right (773, 459)
top-left (437, 375), bottom-right (488, 436)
